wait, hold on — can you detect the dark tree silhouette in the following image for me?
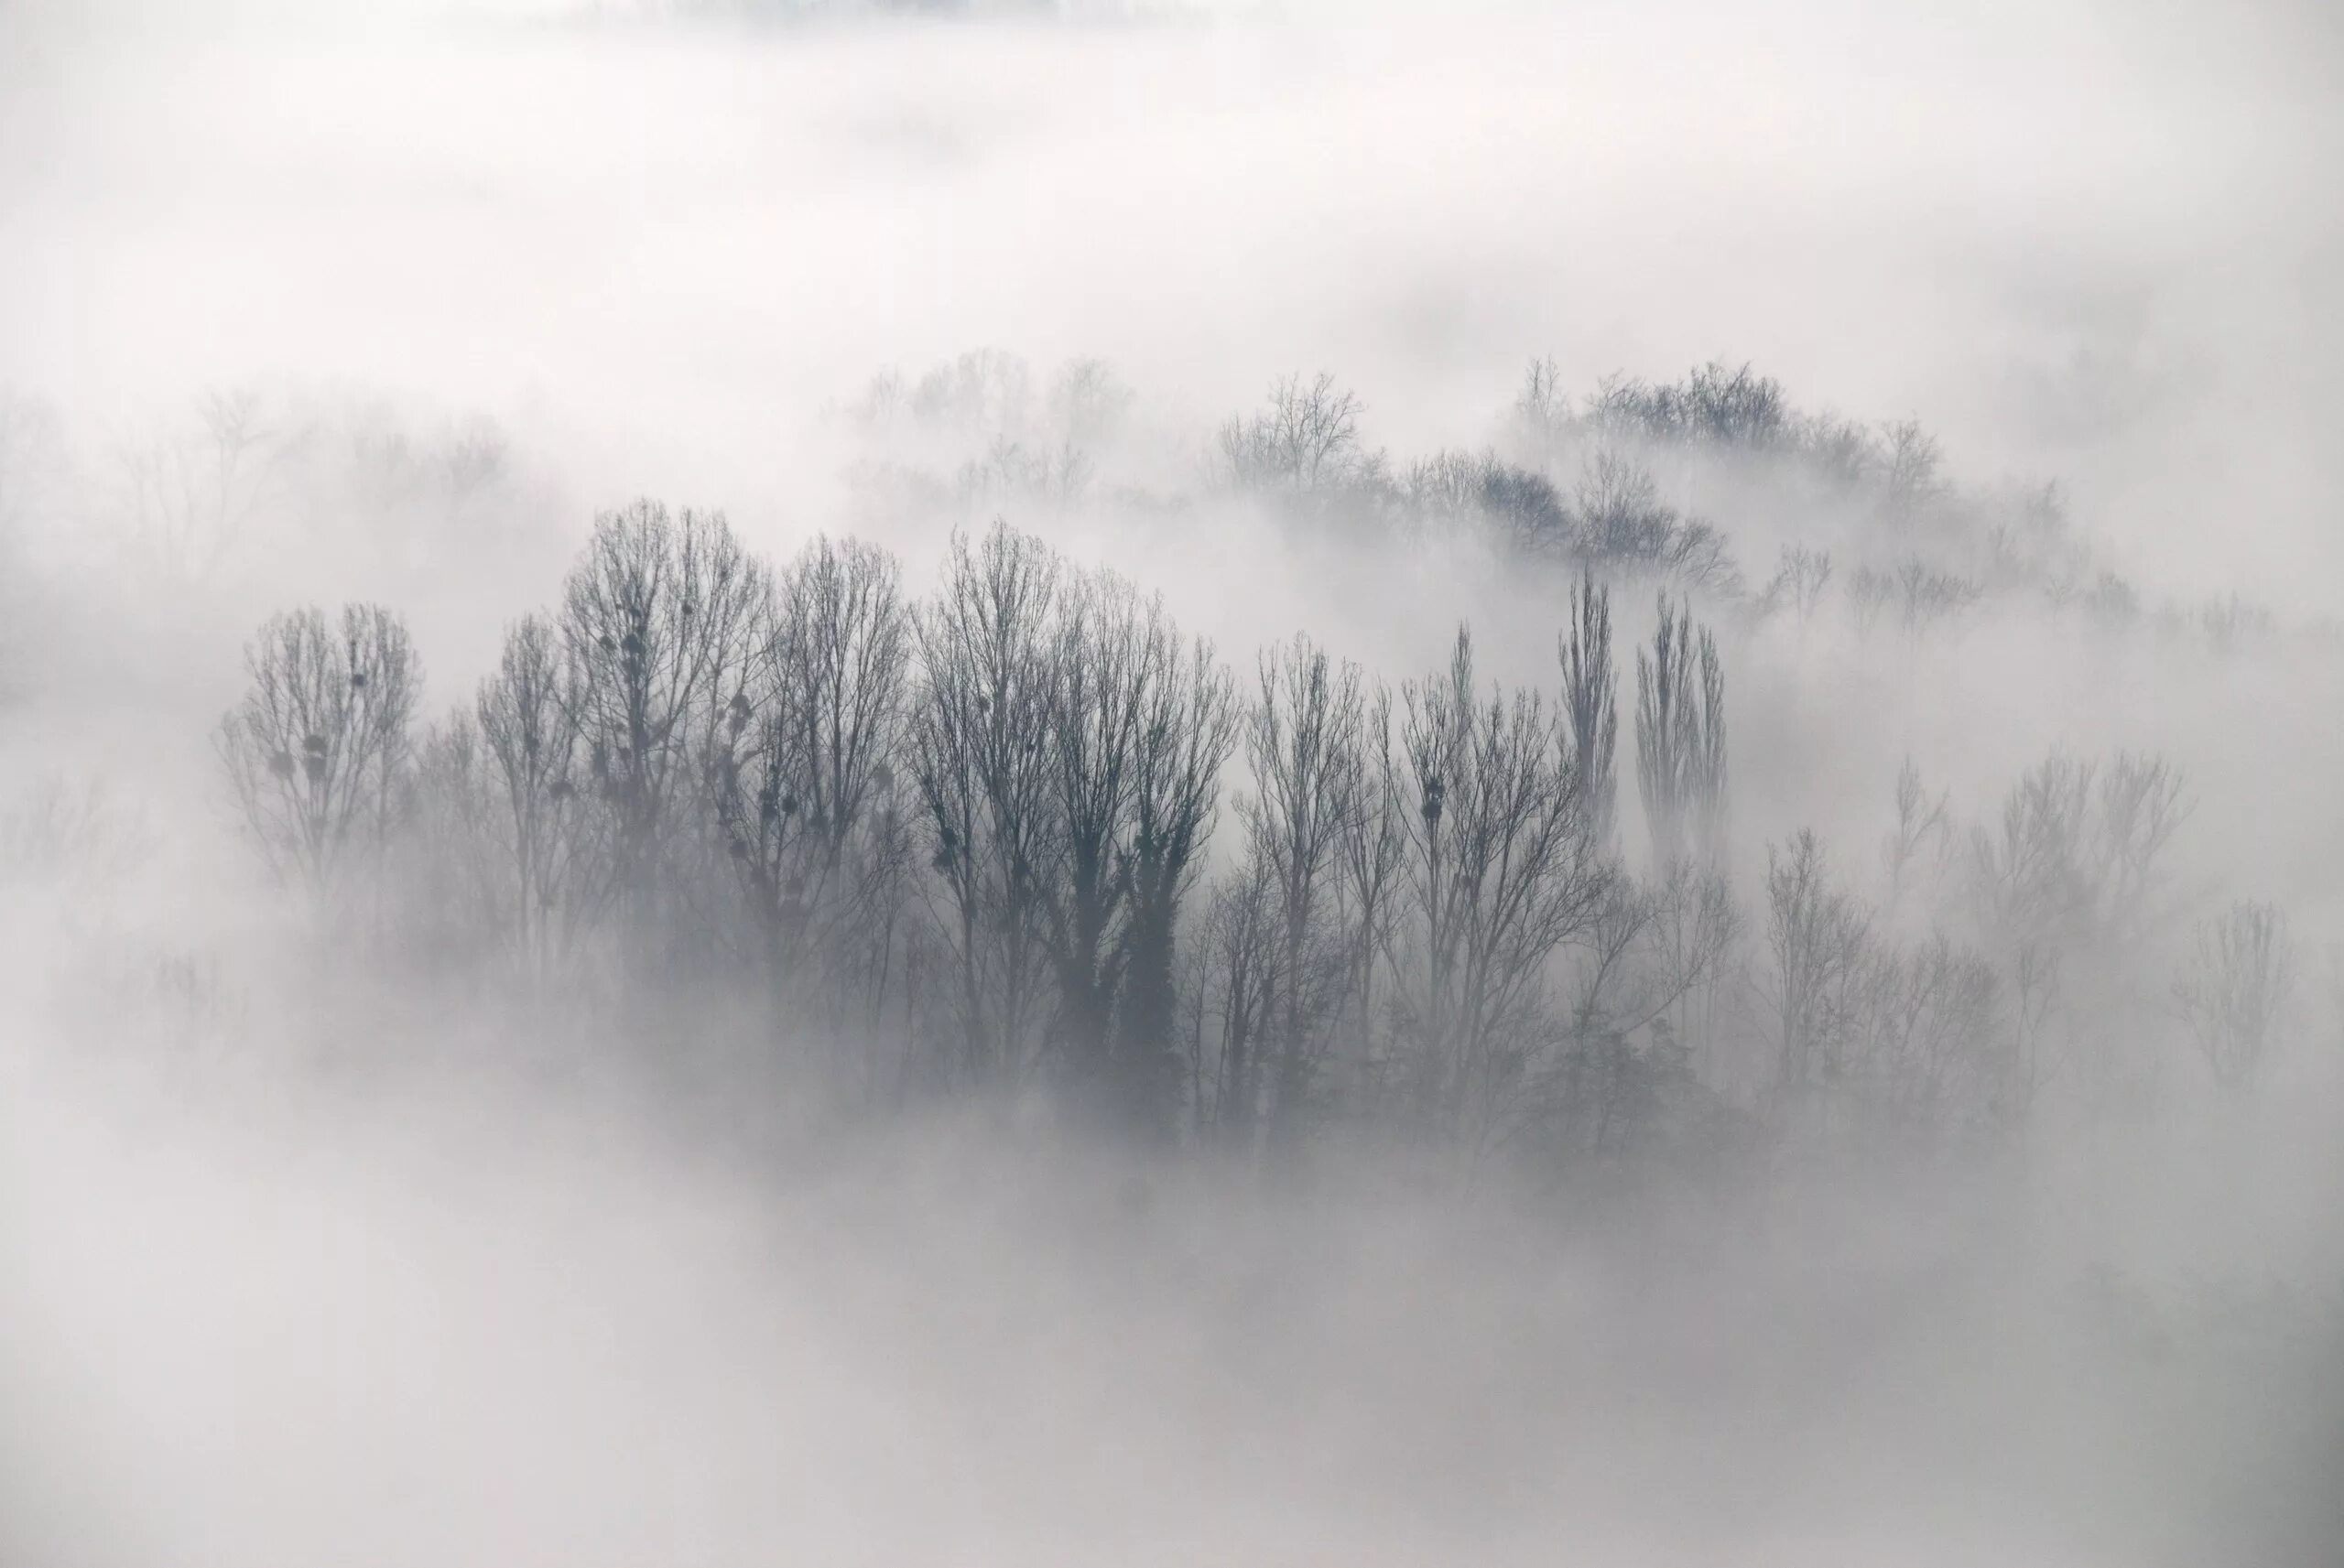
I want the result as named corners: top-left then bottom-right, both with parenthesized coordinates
top-left (558, 499), bottom-right (768, 957)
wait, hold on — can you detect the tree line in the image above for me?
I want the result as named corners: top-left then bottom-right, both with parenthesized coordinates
top-left (211, 524), bottom-right (2301, 1170)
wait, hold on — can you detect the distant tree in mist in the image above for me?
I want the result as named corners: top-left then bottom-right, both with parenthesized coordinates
top-left (1756, 545), bottom-right (1833, 631)
top-left (1850, 557), bottom-right (1980, 638)
top-left (1400, 449), bottom-right (1571, 557)
top-left (1761, 829), bottom-right (1871, 1098)
top-left (2174, 900), bottom-right (2295, 1092)
top-left (1589, 361), bottom-right (1789, 451)
top-left (1218, 373), bottom-right (1373, 496)
top-left (1879, 417), bottom-right (1949, 524)
top-left (216, 603), bottom-right (419, 902)
top-left (189, 347), bottom-right (2300, 1173)
top-left (110, 388), bottom-right (277, 588)
top-left (1881, 756), bottom-right (1953, 917)
top-left (1966, 750), bottom-right (2189, 959)
top-left (1570, 449), bottom-right (1740, 598)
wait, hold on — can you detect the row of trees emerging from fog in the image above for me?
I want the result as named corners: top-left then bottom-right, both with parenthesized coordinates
top-left (215, 489), bottom-right (2301, 1170)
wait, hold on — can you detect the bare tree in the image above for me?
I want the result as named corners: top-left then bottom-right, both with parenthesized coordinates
top-left (1047, 358), bottom-right (1134, 453)
top-left (1968, 750), bottom-right (2188, 958)
top-left (1882, 756), bottom-right (1952, 917)
top-left (1756, 544), bottom-right (1833, 630)
top-left (1557, 571), bottom-right (1620, 852)
top-left (1194, 850), bottom-right (1283, 1141)
top-left (217, 603), bottom-right (420, 905)
top-left (1218, 373), bottom-right (1367, 493)
top-left (708, 535), bottom-right (914, 1028)
top-left (1851, 933), bottom-right (2002, 1145)
top-left (1511, 356), bottom-right (1573, 455)
top-left (954, 436), bottom-right (1093, 514)
top-left (1232, 634), bottom-right (1374, 1139)
top-left (908, 347), bottom-right (1036, 438)
top-left (1117, 631), bottom-right (1238, 1131)
top-left (2174, 900), bottom-right (2294, 1092)
top-left (558, 500), bottom-right (769, 949)
top-left (113, 388), bottom-right (277, 587)
top-left (909, 521), bottom-right (1063, 1084)
top-left (1879, 417), bottom-right (1948, 524)
top-left (475, 613), bottom-right (608, 990)
top-left (1762, 830), bottom-right (1871, 1098)
top-left (1890, 557), bottom-right (1982, 636)
top-left (1556, 864), bottom-right (1739, 1158)
top-left (1036, 567), bottom-right (1156, 1089)
top-left (1384, 626), bottom-right (1611, 1152)
top-left (406, 706), bottom-right (505, 973)
top-left (1634, 592), bottom-right (1728, 873)
top-left (1571, 449), bottom-right (1741, 596)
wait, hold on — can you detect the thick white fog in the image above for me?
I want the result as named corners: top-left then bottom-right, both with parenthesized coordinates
top-left (3, 1), bottom-right (2341, 1563)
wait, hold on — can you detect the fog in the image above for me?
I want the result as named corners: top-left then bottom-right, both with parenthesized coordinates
top-left (3, 1), bottom-right (2341, 1563)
